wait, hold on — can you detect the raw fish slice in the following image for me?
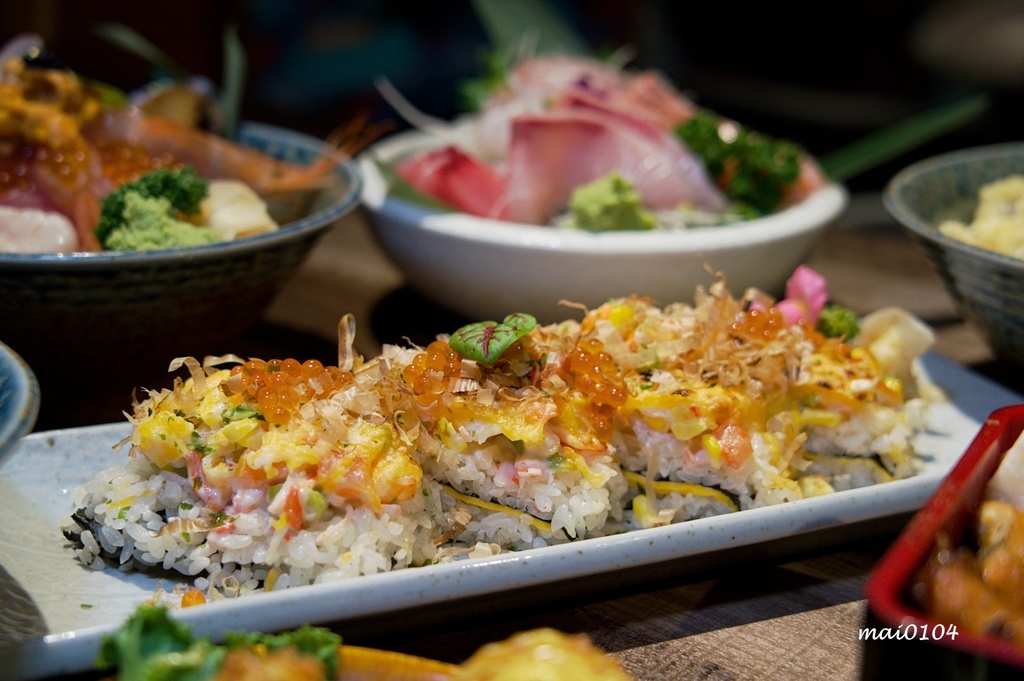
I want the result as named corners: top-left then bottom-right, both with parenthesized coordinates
top-left (0, 144), bottom-right (105, 251)
top-left (502, 107), bottom-right (725, 224)
top-left (607, 71), bottom-right (699, 130)
top-left (396, 145), bottom-right (507, 218)
top-left (473, 55), bottom-right (628, 157)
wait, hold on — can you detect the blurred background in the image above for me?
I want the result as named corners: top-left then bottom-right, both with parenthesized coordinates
top-left (2, 0), bottom-right (1020, 195)
top-left (3, 0), bottom-right (1023, 428)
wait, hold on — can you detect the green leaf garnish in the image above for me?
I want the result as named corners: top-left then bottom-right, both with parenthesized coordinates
top-left (458, 47), bottom-right (515, 112)
top-left (675, 111), bottom-right (803, 216)
top-left (224, 626), bottom-right (342, 678)
top-left (450, 313), bottom-right (537, 365)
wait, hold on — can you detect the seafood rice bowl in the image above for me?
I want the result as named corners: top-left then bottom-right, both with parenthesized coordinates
top-left (0, 44), bottom-right (363, 426)
top-left (64, 268), bottom-right (941, 602)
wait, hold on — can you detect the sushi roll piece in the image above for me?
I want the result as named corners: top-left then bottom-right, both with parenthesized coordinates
top-left (385, 315), bottom-right (628, 550)
top-left (584, 280), bottom-right (936, 527)
top-left (64, 349), bottom-right (456, 596)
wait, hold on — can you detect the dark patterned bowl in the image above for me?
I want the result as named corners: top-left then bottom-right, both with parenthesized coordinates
top-left (0, 340), bottom-right (38, 466)
top-left (884, 143), bottom-right (1024, 365)
top-left (0, 122), bottom-right (362, 425)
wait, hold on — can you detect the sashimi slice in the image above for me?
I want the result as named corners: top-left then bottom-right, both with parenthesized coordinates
top-left (395, 145), bottom-right (507, 218)
top-left (502, 108), bottom-right (726, 224)
top-left (473, 55), bottom-right (629, 158)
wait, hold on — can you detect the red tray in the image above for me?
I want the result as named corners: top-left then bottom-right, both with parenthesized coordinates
top-left (862, 404), bottom-right (1024, 679)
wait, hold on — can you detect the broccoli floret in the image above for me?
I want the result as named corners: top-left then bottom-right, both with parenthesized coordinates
top-left (675, 111), bottom-right (804, 217)
top-left (816, 303), bottom-right (861, 339)
top-left (95, 166), bottom-right (209, 247)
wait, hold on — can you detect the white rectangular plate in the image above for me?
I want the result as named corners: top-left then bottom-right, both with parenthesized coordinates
top-left (0, 352), bottom-right (1020, 681)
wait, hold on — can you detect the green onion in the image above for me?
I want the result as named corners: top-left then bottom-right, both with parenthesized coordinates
top-left (819, 93), bottom-right (991, 182)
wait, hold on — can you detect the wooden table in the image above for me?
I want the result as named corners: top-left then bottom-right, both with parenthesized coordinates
top-left (26, 192), bottom-right (1024, 680)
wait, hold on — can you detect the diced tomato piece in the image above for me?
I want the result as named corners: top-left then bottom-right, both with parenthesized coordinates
top-left (714, 422), bottom-right (753, 468)
top-left (283, 486), bottom-right (304, 530)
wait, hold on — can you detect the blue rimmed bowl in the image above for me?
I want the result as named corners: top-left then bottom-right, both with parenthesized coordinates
top-left (0, 340), bottom-right (38, 465)
top-left (884, 143), bottom-right (1024, 365)
top-left (0, 122), bottom-right (362, 425)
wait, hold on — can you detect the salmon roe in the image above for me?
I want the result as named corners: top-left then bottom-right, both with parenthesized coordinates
top-left (0, 141), bottom-right (90, 195)
top-left (0, 140), bottom-right (182, 197)
top-left (567, 338), bottom-right (628, 440)
top-left (225, 358), bottom-right (353, 425)
top-left (732, 307), bottom-right (786, 342)
top-left (180, 588), bottom-right (206, 607)
top-left (95, 140), bottom-right (182, 187)
top-left (402, 340), bottom-right (462, 399)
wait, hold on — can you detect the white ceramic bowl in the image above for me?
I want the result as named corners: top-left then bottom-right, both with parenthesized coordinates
top-left (359, 127), bottom-right (848, 323)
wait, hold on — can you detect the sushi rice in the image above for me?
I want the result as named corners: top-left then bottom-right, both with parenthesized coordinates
top-left (63, 277), bottom-right (941, 603)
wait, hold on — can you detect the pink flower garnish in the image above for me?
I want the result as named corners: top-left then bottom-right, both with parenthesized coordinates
top-left (776, 265), bottom-right (829, 326)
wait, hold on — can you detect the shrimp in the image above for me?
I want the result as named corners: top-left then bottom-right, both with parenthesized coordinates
top-left (83, 108), bottom-right (347, 195)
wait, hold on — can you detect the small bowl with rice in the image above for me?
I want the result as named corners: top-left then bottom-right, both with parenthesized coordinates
top-left (884, 142), bottom-right (1024, 365)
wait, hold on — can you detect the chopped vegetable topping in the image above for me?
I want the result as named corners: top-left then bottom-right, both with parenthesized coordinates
top-left (817, 303), bottom-right (861, 339)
